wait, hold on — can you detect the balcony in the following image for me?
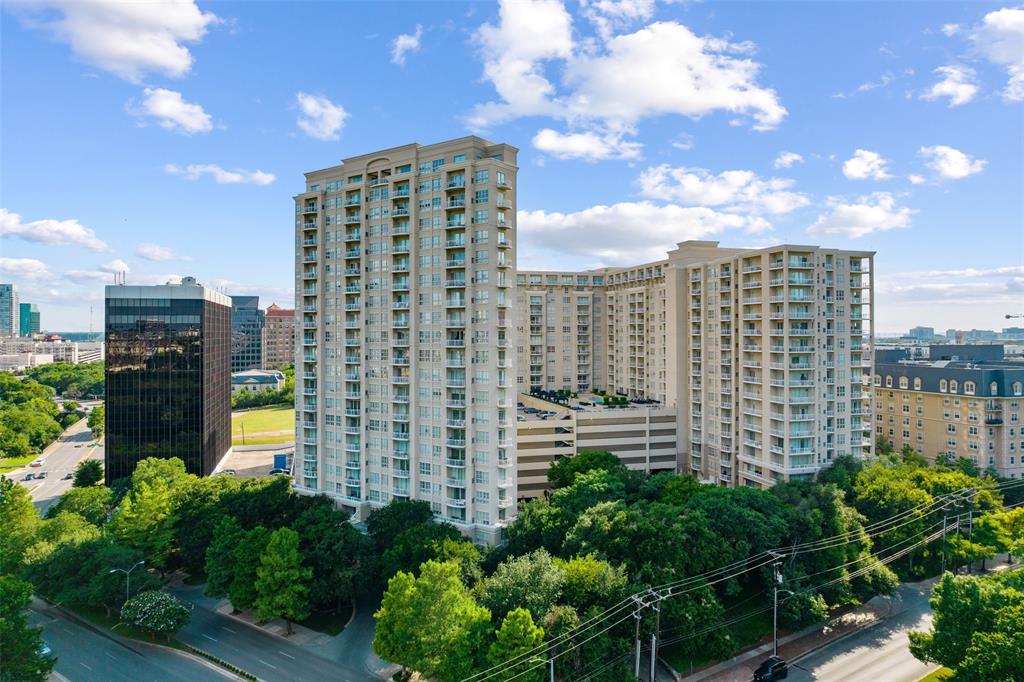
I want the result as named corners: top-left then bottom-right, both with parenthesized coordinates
top-left (392, 431), bottom-right (410, 441)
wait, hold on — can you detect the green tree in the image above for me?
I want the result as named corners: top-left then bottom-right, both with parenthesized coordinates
top-left (130, 456), bottom-right (190, 490)
top-left (658, 474), bottom-right (704, 506)
top-left (909, 570), bottom-right (1024, 675)
top-left (548, 450), bottom-right (627, 489)
top-left (204, 516), bottom-right (245, 598)
top-left (373, 560), bottom-right (492, 682)
top-left (72, 459), bottom-right (104, 487)
top-left (120, 591), bottom-right (191, 641)
top-left (230, 526), bottom-right (272, 611)
top-left (486, 608), bottom-right (545, 682)
top-left (378, 521), bottom-right (463, 581)
top-left (0, 477), bottom-right (40, 574)
top-left (478, 549), bottom-right (564, 621)
top-left (0, 576), bottom-right (55, 682)
top-left (293, 502), bottom-right (373, 611)
top-left (957, 602), bottom-right (1024, 681)
top-left (87, 404), bottom-right (104, 436)
top-left (25, 361), bottom-right (104, 398)
top-left (366, 499), bottom-right (434, 552)
top-left (108, 480), bottom-right (178, 570)
top-left (254, 528), bottom-right (312, 634)
top-left (816, 454), bottom-right (864, 497)
top-left (46, 485), bottom-right (113, 526)
top-left (554, 554), bottom-right (629, 613)
top-left (503, 497), bottom-right (564, 557)
top-left (432, 536), bottom-right (483, 587)
top-left (172, 473), bottom-right (241, 575)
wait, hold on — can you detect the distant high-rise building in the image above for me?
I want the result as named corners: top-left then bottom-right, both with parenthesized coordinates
top-left (19, 303), bottom-right (40, 337)
top-left (908, 326), bottom-right (935, 341)
top-left (230, 295), bottom-right (264, 372)
top-left (296, 136), bottom-right (517, 545)
top-left (0, 284), bottom-right (19, 338)
top-left (262, 303), bottom-right (296, 369)
top-left (104, 277), bottom-right (232, 483)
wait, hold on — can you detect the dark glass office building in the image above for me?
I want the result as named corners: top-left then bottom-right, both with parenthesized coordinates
top-left (230, 295), bottom-right (264, 372)
top-left (105, 277), bottom-right (231, 483)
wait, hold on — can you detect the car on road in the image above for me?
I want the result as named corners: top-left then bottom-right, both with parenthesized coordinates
top-left (30, 459), bottom-right (44, 467)
top-left (23, 473), bottom-right (34, 481)
top-left (75, 444), bottom-right (84, 448)
top-left (36, 471), bottom-right (47, 479)
top-left (63, 472), bottom-right (73, 480)
top-left (38, 641), bottom-right (52, 657)
top-left (752, 656), bottom-right (788, 681)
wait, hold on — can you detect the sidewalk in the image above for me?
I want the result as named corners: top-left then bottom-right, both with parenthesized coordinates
top-left (678, 581), bottom-right (928, 682)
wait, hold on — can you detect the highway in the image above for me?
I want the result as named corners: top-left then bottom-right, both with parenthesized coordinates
top-left (28, 599), bottom-right (233, 682)
top-left (789, 581), bottom-right (940, 682)
top-left (10, 416), bottom-right (103, 514)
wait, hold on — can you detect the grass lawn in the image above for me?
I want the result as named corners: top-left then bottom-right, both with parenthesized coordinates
top-left (232, 405), bottom-right (294, 446)
top-left (0, 453), bottom-right (39, 471)
top-left (919, 668), bottom-right (954, 682)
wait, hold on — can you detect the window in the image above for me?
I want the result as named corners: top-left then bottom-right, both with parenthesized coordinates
top-left (914, 377), bottom-right (922, 390)
top-left (940, 379), bottom-right (948, 393)
top-left (965, 381), bottom-right (976, 395)
top-left (899, 377), bottom-right (908, 389)
top-left (950, 380), bottom-right (959, 394)
top-left (886, 376), bottom-right (893, 388)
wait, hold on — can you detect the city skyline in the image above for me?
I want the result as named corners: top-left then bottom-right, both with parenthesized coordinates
top-left (2, 1), bottom-right (1022, 333)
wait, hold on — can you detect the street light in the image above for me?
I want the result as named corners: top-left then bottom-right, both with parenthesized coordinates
top-left (109, 560), bottom-right (145, 603)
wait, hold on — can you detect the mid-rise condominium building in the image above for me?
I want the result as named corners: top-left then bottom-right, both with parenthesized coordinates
top-left (517, 240), bottom-right (875, 489)
top-left (104, 277), bottom-right (232, 483)
top-left (874, 344), bottom-right (1024, 479)
top-left (263, 303), bottom-right (296, 368)
top-left (230, 295), bottom-right (264, 372)
top-left (295, 136), bottom-right (517, 545)
top-left (0, 284), bottom-right (19, 338)
top-left (19, 303), bottom-right (40, 337)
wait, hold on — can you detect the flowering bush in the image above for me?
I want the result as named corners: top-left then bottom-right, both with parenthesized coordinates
top-left (120, 591), bottom-right (191, 639)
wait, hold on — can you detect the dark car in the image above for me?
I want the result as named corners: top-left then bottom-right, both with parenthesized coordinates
top-left (63, 472), bottom-right (73, 480)
top-left (36, 471), bottom-right (47, 479)
top-left (752, 656), bottom-right (788, 681)
top-left (23, 473), bottom-right (34, 481)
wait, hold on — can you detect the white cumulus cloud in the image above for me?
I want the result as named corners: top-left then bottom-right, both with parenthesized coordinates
top-left (908, 174), bottom-right (926, 185)
top-left (0, 257), bottom-right (52, 281)
top-left (919, 145), bottom-right (987, 180)
top-left (518, 202), bottom-right (770, 266)
top-left (638, 165), bottom-right (809, 215)
top-left (921, 65), bottom-right (979, 107)
top-left (391, 25), bottom-right (423, 65)
top-left (532, 128), bottom-right (643, 161)
top-left (130, 87), bottom-right (212, 134)
top-left (970, 7), bottom-right (1024, 102)
top-left (295, 92), bottom-right (348, 141)
top-left (773, 151), bottom-right (804, 169)
top-left (469, 1), bottom-right (786, 159)
top-left (807, 192), bottom-right (914, 238)
top-left (0, 208), bottom-right (109, 251)
top-left (10, 0), bottom-right (219, 82)
top-left (941, 23), bottom-right (961, 37)
top-left (842, 149), bottom-right (893, 181)
top-left (136, 243), bottom-right (191, 262)
top-left (164, 163), bottom-right (276, 185)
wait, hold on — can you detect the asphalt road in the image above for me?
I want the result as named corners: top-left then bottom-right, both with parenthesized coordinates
top-left (788, 582), bottom-right (940, 682)
top-left (171, 590), bottom-right (372, 682)
top-left (11, 417), bottom-right (103, 514)
top-left (28, 599), bottom-right (231, 682)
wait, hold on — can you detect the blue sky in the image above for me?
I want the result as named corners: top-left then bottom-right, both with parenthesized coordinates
top-left (1, 0), bottom-right (1021, 334)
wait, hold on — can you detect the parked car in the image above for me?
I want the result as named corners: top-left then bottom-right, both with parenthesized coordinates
top-left (752, 656), bottom-right (788, 681)
top-left (523, 407), bottom-right (539, 414)
top-left (30, 459), bottom-right (44, 467)
top-left (268, 468), bottom-right (287, 475)
top-left (217, 469), bottom-right (237, 476)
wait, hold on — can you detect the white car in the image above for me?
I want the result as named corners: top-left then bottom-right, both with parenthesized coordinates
top-left (30, 459), bottom-right (44, 467)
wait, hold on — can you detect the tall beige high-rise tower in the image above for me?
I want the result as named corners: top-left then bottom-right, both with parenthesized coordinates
top-left (295, 136), bottom-right (517, 545)
top-left (517, 241), bottom-right (875, 489)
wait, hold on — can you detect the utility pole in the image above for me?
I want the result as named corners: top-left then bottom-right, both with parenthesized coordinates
top-left (769, 551), bottom-right (792, 658)
top-left (649, 594), bottom-right (660, 682)
top-left (549, 657), bottom-right (554, 682)
top-left (632, 593), bottom-right (645, 678)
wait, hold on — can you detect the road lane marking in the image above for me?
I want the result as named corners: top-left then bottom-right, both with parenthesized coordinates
top-left (202, 634), bottom-right (218, 642)
top-left (219, 626), bottom-right (236, 634)
top-left (60, 626), bottom-right (72, 634)
top-left (80, 663), bottom-right (93, 671)
top-left (278, 651), bottom-right (295, 659)
top-left (257, 659), bottom-right (278, 669)
top-left (105, 652), bottom-right (117, 660)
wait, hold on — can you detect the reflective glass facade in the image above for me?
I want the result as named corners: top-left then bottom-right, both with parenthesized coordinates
top-left (231, 295), bottom-right (264, 372)
top-left (105, 294), bottom-right (231, 483)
